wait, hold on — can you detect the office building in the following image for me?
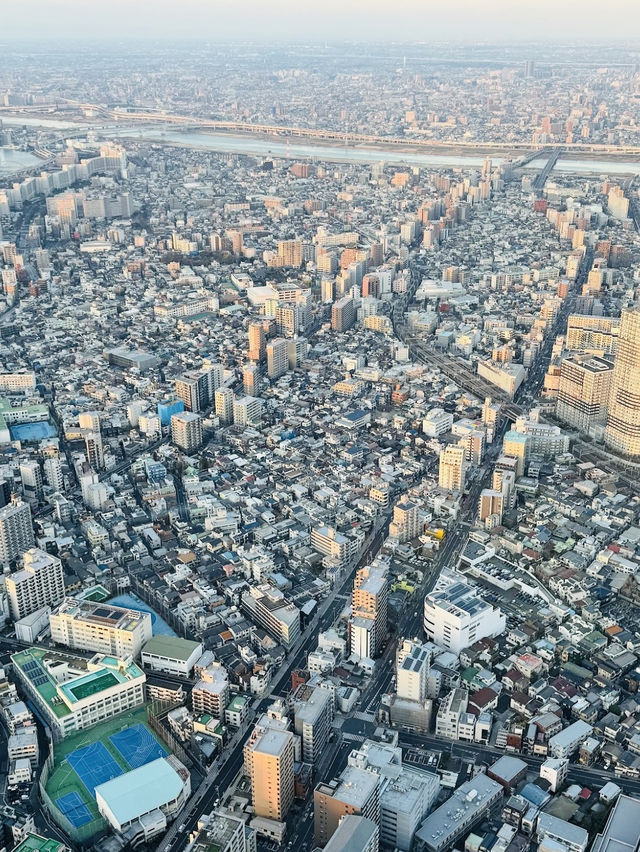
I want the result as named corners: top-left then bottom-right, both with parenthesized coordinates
top-left (267, 337), bottom-right (288, 379)
top-left (536, 813), bottom-right (589, 852)
top-left (215, 387), bottom-right (234, 425)
top-left (348, 740), bottom-right (440, 852)
top-left (512, 410), bottom-right (569, 456)
top-left (331, 297), bottom-right (355, 332)
top-left (287, 337), bottom-right (307, 369)
top-left (608, 186), bottom-right (630, 221)
top-left (438, 445), bottom-right (466, 492)
top-left (276, 304), bottom-right (300, 338)
top-left (233, 395), bottom-right (263, 426)
top-left (424, 577), bottom-right (506, 655)
top-left (548, 720), bottom-right (593, 759)
top-left (7, 548), bottom-right (64, 621)
top-left (84, 431), bottom-right (104, 470)
top-left (311, 526), bottom-right (357, 570)
top-left (556, 355), bottom-right (614, 432)
top-left (478, 489), bottom-right (504, 526)
top-left (244, 720), bottom-right (295, 821)
top-left (50, 598), bottom-right (152, 658)
top-left (435, 687), bottom-right (469, 739)
top-left (423, 408), bottom-right (454, 437)
top-left (414, 773), bottom-right (503, 852)
top-left (605, 306), bottom-right (640, 458)
top-left (0, 371), bottom-right (36, 392)
top-left (396, 640), bottom-right (434, 702)
top-left (477, 360), bottom-right (525, 397)
top-left (0, 500), bottom-right (35, 566)
top-left (314, 766), bottom-right (380, 848)
top-left (175, 365), bottom-right (222, 413)
top-left (43, 456), bottom-right (64, 492)
top-left (11, 647), bottom-right (145, 741)
top-left (502, 431), bottom-right (528, 477)
top-left (323, 816), bottom-right (379, 852)
top-left (171, 411), bottom-right (203, 452)
top-left (350, 565), bottom-right (388, 659)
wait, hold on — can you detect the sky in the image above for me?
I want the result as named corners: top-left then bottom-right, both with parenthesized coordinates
top-left (3, 0), bottom-right (640, 42)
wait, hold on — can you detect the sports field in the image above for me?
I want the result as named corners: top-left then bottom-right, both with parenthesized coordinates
top-left (45, 708), bottom-right (167, 831)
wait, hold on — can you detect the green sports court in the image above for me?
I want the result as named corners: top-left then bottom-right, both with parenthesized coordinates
top-left (44, 707), bottom-right (167, 834)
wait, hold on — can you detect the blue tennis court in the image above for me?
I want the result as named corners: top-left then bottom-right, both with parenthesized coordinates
top-left (56, 791), bottom-right (93, 827)
top-left (67, 741), bottom-right (123, 795)
top-left (109, 723), bottom-right (167, 769)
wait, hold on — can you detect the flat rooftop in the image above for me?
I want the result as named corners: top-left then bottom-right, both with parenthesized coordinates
top-left (95, 757), bottom-right (183, 826)
top-left (592, 795), bottom-right (640, 852)
top-left (12, 647), bottom-right (144, 718)
top-left (54, 597), bottom-right (150, 632)
top-left (427, 580), bottom-right (492, 619)
top-left (141, 635), bottom-right (201, 661)
top-left (13, 835), bottom-right (67, 852)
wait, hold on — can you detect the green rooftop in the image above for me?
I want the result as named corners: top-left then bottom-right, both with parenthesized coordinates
top-left (227, 694), bottom-right (249, 711)
top-left (12, 647), bottom-right (144, 719)
top-left (13, 834), bottom-right (67, 852)
top-left (142, 635), bottom-right (201, 662)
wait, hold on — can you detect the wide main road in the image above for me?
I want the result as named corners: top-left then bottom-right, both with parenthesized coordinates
top-left (399, 730), bottom-right (640, 798)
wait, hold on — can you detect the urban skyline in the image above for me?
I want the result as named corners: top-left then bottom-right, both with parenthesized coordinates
top-left (0, 22), bottom-right (640, 852)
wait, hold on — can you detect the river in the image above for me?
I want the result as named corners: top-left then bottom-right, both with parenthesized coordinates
top-left (2, 115), bottom-right (640, 175)
top-left (0, 147), bottom-right (40, 176)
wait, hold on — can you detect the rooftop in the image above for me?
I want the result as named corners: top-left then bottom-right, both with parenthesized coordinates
top-left (141, 635), bottom-right (201, 662)
top-left (95, 757), bottom-right (185, 825)
top-left (53, 598), bottom-right (151, 633)
top-left (12, 647), bottom-right (144, 718)
top-left (12, 835), bottom-right (67, 852)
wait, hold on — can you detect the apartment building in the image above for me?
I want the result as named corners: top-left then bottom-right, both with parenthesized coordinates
top-left (7, 548), bottom-right (64, 621)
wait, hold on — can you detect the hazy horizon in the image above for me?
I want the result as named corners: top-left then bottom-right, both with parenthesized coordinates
top-left (3, 0), bottom-right (640, 43)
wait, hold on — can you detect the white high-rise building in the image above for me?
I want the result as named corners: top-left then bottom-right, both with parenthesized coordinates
top-left (20, 461), bottom-right (43, 502)
top-left (233, 396), bottom-right (263, 426)
top-left (50, 598), bottom-right (152, 658)
top-left (43, 456), bottom-right (64, 492)
top-left (397, 639), bottom-right (433, 702)
top-left (293, 682), bottom-right (332, 764)
top-left (6, 548), bottom-right (65, 620)
top-left (424, 576), bottom-right (506, 655)
top-left (0, 501), bottom-right (35, 566)
top-left (266, 337), bottom-right (288, 379)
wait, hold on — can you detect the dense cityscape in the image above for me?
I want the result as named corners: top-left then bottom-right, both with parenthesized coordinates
top-left (0, 27), bottom-right (639, 852)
